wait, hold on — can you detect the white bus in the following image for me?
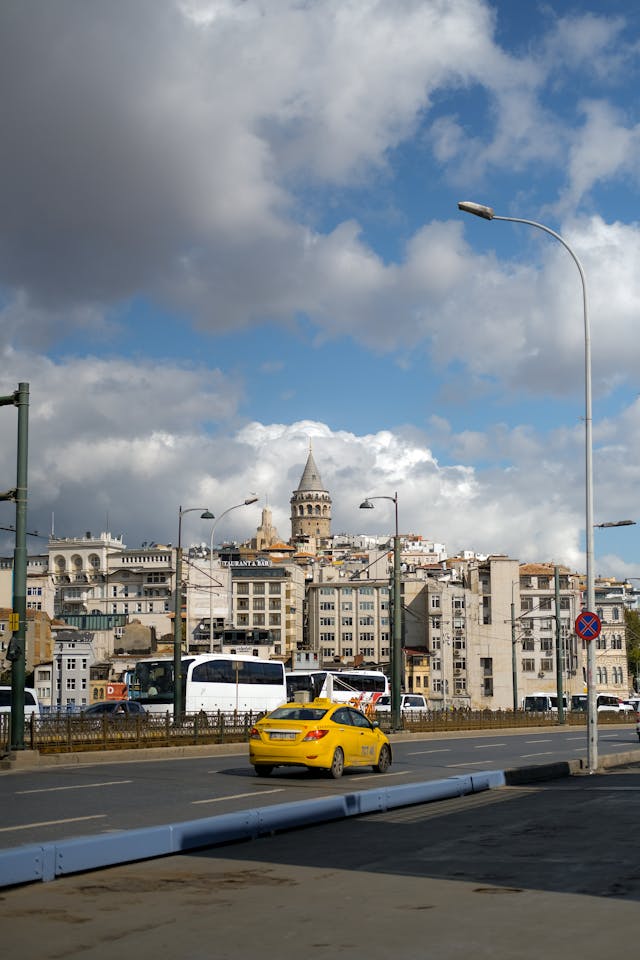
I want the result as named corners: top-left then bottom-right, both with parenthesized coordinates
top-left (522, 692), bottom-right (569, 712)
top-left (130, 654), bottom-right (287, 715)
top-left (285, 669), bottom-right (389, 707)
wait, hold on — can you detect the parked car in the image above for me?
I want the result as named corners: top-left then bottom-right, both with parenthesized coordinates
top-left (249, 697), bottom-right (392, 778)
top-left (0, 686), bottom-right (41, 718)
top-left (375, 694), bottom-right (428, 713)
top-left (81, 700), bottom-right (147, 719)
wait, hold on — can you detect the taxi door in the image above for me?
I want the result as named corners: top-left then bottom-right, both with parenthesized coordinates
top-left (331, 707), bottom-right (360, 765)
top-left (345, 707), bottom-right (378, 766)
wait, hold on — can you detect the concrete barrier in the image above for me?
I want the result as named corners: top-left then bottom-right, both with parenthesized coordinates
top-left (0, 769), bottom-right (506, 889)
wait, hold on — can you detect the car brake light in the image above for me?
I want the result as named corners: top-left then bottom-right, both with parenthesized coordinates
top-left (302, 729), bottom-right (329, 741)
top-left (249, 727), bottom-right (261, 740)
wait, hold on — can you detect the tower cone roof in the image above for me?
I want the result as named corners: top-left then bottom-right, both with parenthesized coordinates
top-left (296, 446), bottom-right (325, 492)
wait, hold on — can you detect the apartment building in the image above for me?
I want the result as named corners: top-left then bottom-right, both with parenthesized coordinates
top-left (306, 578), bottom-right (391, 667)
top-left (228, 560), bottom-right (306, 660)
top-left (593, 579), bottom-right (631, 696)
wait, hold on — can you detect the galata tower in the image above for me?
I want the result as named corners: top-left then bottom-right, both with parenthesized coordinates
top-left (290, 444), bottom-right (332, 542)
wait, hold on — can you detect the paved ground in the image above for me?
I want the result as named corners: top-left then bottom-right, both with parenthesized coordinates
top-left (2, 763), bottom-right (640, 959)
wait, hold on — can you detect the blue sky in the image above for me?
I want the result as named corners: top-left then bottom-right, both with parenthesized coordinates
top-left (1, 0), bottom-right (640, 577)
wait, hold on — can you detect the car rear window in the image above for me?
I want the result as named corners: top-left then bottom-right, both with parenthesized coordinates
top-left (268, 707), bottom-right (329, 721)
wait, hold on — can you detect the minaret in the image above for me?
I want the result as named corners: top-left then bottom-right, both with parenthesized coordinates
top-left (290, 443), bottom-right (332, 543)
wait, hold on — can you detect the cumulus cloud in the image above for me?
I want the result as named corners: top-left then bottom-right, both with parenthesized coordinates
top-left (1, 2), bottom-right (639, 577)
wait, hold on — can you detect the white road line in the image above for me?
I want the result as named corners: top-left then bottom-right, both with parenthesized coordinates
top-left (474, 743), bottom-right (505, 749)
top-left (525, 739), bottom-right (552, 743)
top-left (520, 751), bottom-right (554, 758)
top-left (192, 789), bottom-right (286, 804)
top-left (407, 749), bottom-right (450, 755)
top-left (17, 780), bottom-right (132, 795)
top-left (365, 770), bottom-right (408, 780)
top-left (0, 815), bottom-right (106, 833)
top-left (446, 761), bottom-right (496, 767)
top-left (566, 737), bottom-right (585, 741)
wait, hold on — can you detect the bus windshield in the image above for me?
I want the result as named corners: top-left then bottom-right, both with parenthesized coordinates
top-left (130, 659), bottom-right (192, 705)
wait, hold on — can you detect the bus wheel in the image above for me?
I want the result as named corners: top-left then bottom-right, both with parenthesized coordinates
top-left (328, 747), bottom-right (344, 779)
top-left (373, 744), bottom-right (392, 773)
top-left (254, 764), bottom-right (274, 777)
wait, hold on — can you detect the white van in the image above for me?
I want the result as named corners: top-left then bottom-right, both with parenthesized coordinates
top-left (0, 686), bottom-right (41, 718)
top-left (375, 694), bottom-right (428, 713)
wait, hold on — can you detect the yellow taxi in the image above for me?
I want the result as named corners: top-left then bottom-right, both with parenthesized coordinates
top-left (249, 698), bottom-right (392, 778)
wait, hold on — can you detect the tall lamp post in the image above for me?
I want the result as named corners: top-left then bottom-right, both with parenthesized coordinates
top-left (173, 505), bottom-right (214, 719)
top-left (458, 200), bottom-right (597, 769)
top-left (359, 492), bottom-right (402, 731)
top-left (208, 495), bottom-right (258, 652)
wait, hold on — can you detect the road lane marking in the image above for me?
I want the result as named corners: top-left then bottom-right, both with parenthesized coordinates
top-left (193, 789), bottom-right (286, 804)
top-left (474, 743), bottom-right (505, 748)
top-left (520, 751), bottom-right (554, 757)
top-left (407, 748), bottom-right (450, 755)
top-left (364, 770), bottom-right (409, 780)
top-left (525, 739), bottom-right (552, 743)
top-left (17, 780), bottom-right (132, 795)
top-left (0, 815), bottom-right (106, 833)
top-left (445, 761), bottom-right (496, 767)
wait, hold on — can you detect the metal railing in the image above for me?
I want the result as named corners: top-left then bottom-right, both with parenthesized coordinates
top-left (0, 711), bottom-right (265, 754)
top-left (1, 707), bottom-right (633, 755)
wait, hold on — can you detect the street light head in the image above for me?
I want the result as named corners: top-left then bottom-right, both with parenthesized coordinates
top-left (244, 495), bottom-right (259, 505)
top-left (594, 520), bottom-right (636, 528)
top-left (359, 499), bottom-right (375, 510)
top-left (200, 510), bottom-right (215, 520)
top-left (458, 200), bottom-right (494, 220)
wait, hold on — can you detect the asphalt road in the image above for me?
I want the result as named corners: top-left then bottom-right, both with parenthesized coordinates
top-left (2, 762), bottom-right (640, 959)
top-left (1, 724), bottom-right (638, 849)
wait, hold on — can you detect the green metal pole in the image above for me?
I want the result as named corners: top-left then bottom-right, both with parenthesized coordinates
top-left (173, 509), bottom-right (183, 720)
top-left (555, 565), bottom-right (565, 723)
top-left (392, 531), bottom-right (402, 732)
top-left (7, 384), bottom-right (29, 750)
top-left (511, 600), bottom-right (518, 711)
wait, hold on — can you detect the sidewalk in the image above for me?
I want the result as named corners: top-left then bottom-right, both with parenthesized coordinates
top-left (2, 762), bottom-right (640, 959)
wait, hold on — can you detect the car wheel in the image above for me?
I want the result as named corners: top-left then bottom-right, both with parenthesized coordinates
top-left (328, 747), bottom-right (344, 779)
top-left (373, 744), bottom-right (392, 773)
top-left (254, 764), bottom-right (274, 777)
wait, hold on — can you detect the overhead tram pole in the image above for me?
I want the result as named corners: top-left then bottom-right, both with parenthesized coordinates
top-left (173, 504), bottom-right (214, 720)
top-left (208, 495), bottom-right (258, 652)
top-left (0, 383), bottom-right (29, 751)
top-left (458, 201), bottom-right (597, 770)
top-left (359, 492), bottom-right (402, 732)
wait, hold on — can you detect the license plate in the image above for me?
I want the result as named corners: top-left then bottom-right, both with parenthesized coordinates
top-left (269, 731), bottom-right (296, 740)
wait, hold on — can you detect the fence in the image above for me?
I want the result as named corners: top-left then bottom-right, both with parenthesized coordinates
top-left (1, 707), bottom-right (632, 756)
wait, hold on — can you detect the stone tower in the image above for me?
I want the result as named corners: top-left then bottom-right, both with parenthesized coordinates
top-left (290, 444), bottom-right (332, 543)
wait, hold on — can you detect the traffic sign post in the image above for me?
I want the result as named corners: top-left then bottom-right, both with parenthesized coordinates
top-left (575, 610), bottom-right (601, 774)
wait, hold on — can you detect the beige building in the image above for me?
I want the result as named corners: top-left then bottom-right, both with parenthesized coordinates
top-left (229, 560), bottom-right (306, 661)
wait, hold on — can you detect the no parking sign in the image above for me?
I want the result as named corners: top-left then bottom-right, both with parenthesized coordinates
top-left (575, 611), bottom-right (601, 641)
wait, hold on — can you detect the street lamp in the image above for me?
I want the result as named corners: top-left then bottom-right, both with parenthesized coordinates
top-left (458, 200), bottom-right (598, 770)
top-left (173, 505), bottom-right (214, 719)
top-left (208, 495), bottom-right (259, 652)
top-left (359, 492), bottom-right (402, 731)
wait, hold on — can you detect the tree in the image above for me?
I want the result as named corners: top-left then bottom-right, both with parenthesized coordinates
top-left (624, 608), bottom-right (640, 692)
